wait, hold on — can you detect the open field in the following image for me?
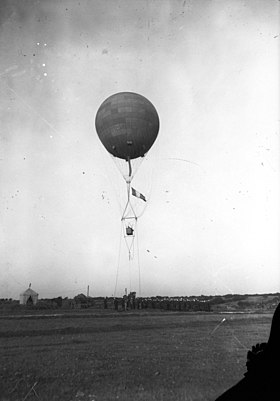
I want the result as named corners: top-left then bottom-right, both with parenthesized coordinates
top-left (0, 310), bottom-right (273, 401)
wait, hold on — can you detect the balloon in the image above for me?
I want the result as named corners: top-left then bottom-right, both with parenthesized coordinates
top-left (95, 92), bottom-right (159, 161)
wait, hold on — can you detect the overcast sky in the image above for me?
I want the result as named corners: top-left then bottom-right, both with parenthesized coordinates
top-left (0, 0), bottom-right (279, 299)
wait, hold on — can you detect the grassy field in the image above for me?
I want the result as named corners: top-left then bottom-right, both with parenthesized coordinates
top-left (0, 310), bottom-right (273, 401)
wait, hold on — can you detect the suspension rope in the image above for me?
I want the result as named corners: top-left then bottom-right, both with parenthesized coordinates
top-left (135, 220), bottom-right (141, 297)
top-left (114, 155), bottom-right (144, 297)
top-left (124, 220), bottom-right (134, 294)
top-left (132, 156), bottom-right (156, 219)
top-left (121, 181), bottom-right (137, 221)
top-left (107, 154), bottom-right (123, 215)
top-left (113, 222), bottom-right (123, 298)
top-left (128, 252), bottom-right (132, 294)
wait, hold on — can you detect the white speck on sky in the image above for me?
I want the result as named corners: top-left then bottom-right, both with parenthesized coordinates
top-left (0, 0), bottom-right (279, 299)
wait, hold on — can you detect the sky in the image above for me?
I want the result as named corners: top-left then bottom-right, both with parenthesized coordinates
top-left (0, 0), bottom-right (279, 299)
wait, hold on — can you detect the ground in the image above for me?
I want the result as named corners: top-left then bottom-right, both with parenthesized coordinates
top-left (0, 310), bottom-right (273, 401)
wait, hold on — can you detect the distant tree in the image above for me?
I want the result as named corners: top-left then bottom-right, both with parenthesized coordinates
top-left (35, 301), bottom-right (52, 310)
top-left (237, 300), bottom-right (251, 309)
top-left (74, 293), bottom-right (92, 308)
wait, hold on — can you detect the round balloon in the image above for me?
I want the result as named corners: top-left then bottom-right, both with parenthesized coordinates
top-left (95, 92), bottom-right (159, 160)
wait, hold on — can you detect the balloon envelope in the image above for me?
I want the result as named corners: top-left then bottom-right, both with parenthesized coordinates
top-left (95, 92), bottom-right (159, 160)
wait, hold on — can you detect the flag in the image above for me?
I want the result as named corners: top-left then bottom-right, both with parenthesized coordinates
top-left (131, 187), bottom-right (146, 202)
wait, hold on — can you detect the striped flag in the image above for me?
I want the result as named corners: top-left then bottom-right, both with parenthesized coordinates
top-left (131, 187), bottom-right (146, 202)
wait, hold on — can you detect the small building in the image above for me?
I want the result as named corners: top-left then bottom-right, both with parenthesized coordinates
top-left (20, 284), bottom-right (39, 305)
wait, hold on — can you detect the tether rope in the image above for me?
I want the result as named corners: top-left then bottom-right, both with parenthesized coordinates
top-left (113, 222), bottom-right (123, 298)
top-left (136, 221), bottom-right (141, 297)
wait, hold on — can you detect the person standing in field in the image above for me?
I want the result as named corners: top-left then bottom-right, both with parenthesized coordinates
top-left (215, 303), bottom-right (280, 400)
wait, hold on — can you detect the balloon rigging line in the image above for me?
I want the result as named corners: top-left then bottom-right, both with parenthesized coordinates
top-left (6, 272), bottom-right (24, 287)
top-left (167, 157), bottom-right (205, 173)
top-left (103, 158), bottom-right (123, 214)
top-left (113, 223), bottom-right (123, 298)
top-left (136, 221), bottom-right (141, 297)
top-left (122, 219), bottom-right (136, 257)
top-left (168, 157), bottom-right (200, 165)
top-left (4, 82), bottom-right (60, 136)
top-left (128, 251), bottom-right (132, 294)
top-left (121, 181), bottom-right (137, 220)
top-left (135, 158), bottom-right (156, 219)
top-left (107, 155), bottom-right (128, 214)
